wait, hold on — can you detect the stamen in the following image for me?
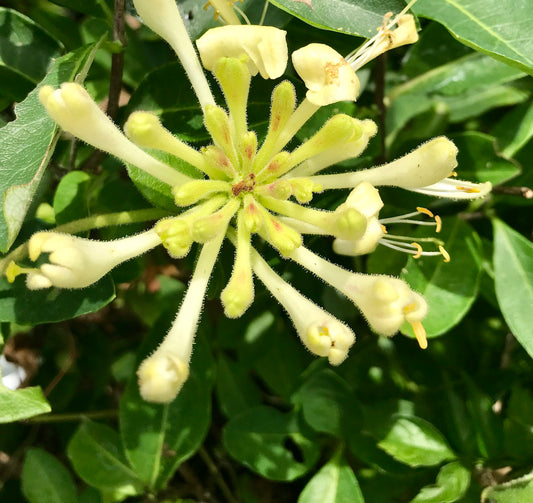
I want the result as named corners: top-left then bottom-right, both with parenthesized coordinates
top-left (411, 242), bottom-right (423, 259)
top-left (457, 186), bottom-right (481, 194)
top-left (381, 224), bottom-right (388, 234)
top-left (416, 206), bottom-right (434, 218)
top-left (439, 245), bottom-right (451, 263)
top-left (435, 215), bottom-right (442, 233)
top-left (403, 302), bottom-right (416, 314)
top-left (411, 321), bottom-right (428, 349)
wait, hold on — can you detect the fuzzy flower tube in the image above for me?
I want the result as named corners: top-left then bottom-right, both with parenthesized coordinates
top-left (5, 0), bottom-right (491, 403)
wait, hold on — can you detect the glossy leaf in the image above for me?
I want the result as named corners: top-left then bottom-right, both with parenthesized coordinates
top-left (22, 448), bottom-right (77, 503)
top-left (411, 461), bottom-right (470, 503)
top-left (120, 322), bottom-right (215, 489)
top-left (0, 275), bottom-right (115, 325)
top-left (223, 405), bottom-right (320, 481)
top-left (298, 450), bottom-right (364, 503)
top-left (0, 44), bottom-right (94, 253)
top-left (492, 102), bottom-right (533, 158)
top-left (493, 219), bottom-right (533, 359)
top-left (401, 218), bottom-right (483, 338)
top-left (67, 421), bottom-right (142, 494)
top-left (0, 8), bottom-right (62, 104)
top-left (451, 132), bottom-right (520, 185)
top-left (0, 385), bottom-right (51, 423)
top-left (377, 415), bottom-right (455, 467)
top-left (268, 0), bottom-right (405, 37)
top-left (413, 0), bottom-right (533, 75)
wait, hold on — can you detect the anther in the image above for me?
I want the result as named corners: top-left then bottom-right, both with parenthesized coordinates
top-left (435, 215), bottom-right (442, 233)
top-left (411, 242), bottom-right (423, 259)
top-left (416, 206), bottom-right (434, 218)
top-left (457, 186), bottom-right (481, 193)
top-left (403, 302), bottom-right (416, 314)
top-left (439, 245), bottom-right (451, 263)
top-left (381, 224), bottom-right (388, 234)
top-left (411, 321), bottom-right (428, 349)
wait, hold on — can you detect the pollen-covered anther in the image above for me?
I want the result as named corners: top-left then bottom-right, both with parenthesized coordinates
top-left (457, 186), bottom-right (481, 194)
top-left (435, 215), bottom-right (442, 233)
top-left (411, 242), bottom-right (423, 259)
top-left (410, 321), bottom-right (428, 350)
top-left (439, 245), bottom-right (451, 263)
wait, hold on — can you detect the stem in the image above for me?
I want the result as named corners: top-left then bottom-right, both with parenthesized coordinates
top-left (107, 0), bottom-right (126, 120)
top-left (375, 53), bottom-right (387, 163)
top-left (25, 409), bottom-right (118, 423)
top-left (199, 447), bottom-right (239, 503)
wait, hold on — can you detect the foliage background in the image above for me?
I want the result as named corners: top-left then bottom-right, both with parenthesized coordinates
top-left (0, 0), bottom-right (532, 502)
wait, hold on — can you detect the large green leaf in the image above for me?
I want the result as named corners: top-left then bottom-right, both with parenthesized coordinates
top-left (0, 385), bottom-right (51, 423)
top-left (0, 275), bottom-right (115, 325)
top-left (298, 450), bottom-right (365, 503)
top-left (223, 405), bottom-right (320, 481)
top-left (0, 8), bottom-right (62, 105)
top-left (413, 0), bottom-right (533, 75)
top-left (493, 219), bottom-right (533, 359)
top-left (492, 102), bottom-right (533, 158)
top-left (0, 44), bottom-right (94, 252)
top-left (120, 322), bottom-right (215, 489)
top-left (268, 0), bottom-right (405, 37)
top-left (22, 448), bottom-right (77, 503)
top-left (401, 218), bottom-right (483, 338)
top-left (411, 461), bottom-right (471, 503)
top-left (67, 421), bottom-right (142, 494)
top-left (376, 415), bottom-right (455, 467)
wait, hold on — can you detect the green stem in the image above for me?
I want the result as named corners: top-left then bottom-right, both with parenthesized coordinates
top-left (25, 409), bottom-right (118, 423)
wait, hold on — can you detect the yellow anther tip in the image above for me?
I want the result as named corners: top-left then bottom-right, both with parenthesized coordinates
top-left (416, 206), bottom-right (434, 218)
top-left (411, 321), bottom-right (428, 349)
top-left (435, 215), bottom-right (442, 233)
top-left (411, 242), bottom-right (423, 259)
top-left (439, 245), bottom-right (451, 262)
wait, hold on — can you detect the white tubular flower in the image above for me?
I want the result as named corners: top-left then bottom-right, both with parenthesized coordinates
top-left (132, 0), bottom-right (215, 108)
top-left (289, 246), bottom-right (428, 349)
top-left (196, 25), bottom-right (288, 79)
top-left (292, 43), bottom-right (360, 106)
top-left (309, 136), bottom-right (491, 199)
top-left (137, 233), bottom-right (224, 403)
top-left (250, 246), bottom-right (355, 365)
top-left (26, 230), bottom-right (162, 290)
top-left (39, 84), bottom-right (190, 187)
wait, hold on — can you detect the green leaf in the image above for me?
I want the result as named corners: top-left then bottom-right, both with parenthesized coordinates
top-left (451, 132), bottom-right (520, 185)
top-left (482, 472), bottom-right (533, 503)
top-left (53, 171), bottom-right (92, 225)
top-left (493, 219), bottom-right (533, 359)
top-left (376, 415), bottom-right (455, 467)
top-left (298, 450), bottom-right (364, 503)
top-left (401, 218), bottom-right (483, 338)
top-left (120, 324), bottom-right (215, 489)
top-left (0, 8), bottom-right (62, 105)
top-left (22, 448), bottom-right (77, 503)
top-left (0, 275), bottom-right (115, 324)
top-left (411, 461), bottom-right (471, 503)
top-left (223, 405), bottom-right (320, 481)
top-left (49, 0), bottom-right (113, 20)
top-left (0, 44), bottom-right (95, 253)
top-left (0, 385), bottom-right (51, 423)
top-left (268, 0), bottom-right (405, 37)
top-left (413, 0), bottom-right (533, 75)
top-left (291, 368), bottom-right (363, 437)
top-left (492, 102), bottom-right (533, 158)
top-left (67, 421), bottom-right (142, 494)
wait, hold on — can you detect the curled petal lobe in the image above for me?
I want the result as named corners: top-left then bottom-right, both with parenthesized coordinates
top-left (196, 25), bottom-right (288, 79)
top-left (292, 43), bottom-right (360, 105)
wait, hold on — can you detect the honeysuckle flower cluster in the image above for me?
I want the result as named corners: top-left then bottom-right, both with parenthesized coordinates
top-left (5, 0), bottom-right (491, 404)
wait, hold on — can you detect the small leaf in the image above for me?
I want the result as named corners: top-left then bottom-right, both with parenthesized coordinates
top-left (401, 218), bottom-right (483, 338)
top-left (53, 171), bottom-right (92, 225)
top-left (67, 420), bottom-right (142, 494)
top-left (298, 450), bottom-right (365, 503)
top-left (22, 448), bottom-right (77, 503)
top-left (0, 44), bottom-right (95, 252)
top-left (482, 472), bottom-right (533, 503)
top-left (268, 0), bottom-right (405, 37)
top-left (411, 461), bottom-right (471, 503)
top-left (377, 415), bottom-right (455, 467)
top-left (0, 385), bottom-right (51, 423)
top-left (493, 219), bottom-right (533, 359)
top-left (0, 275), bottom-right (115, 325)
top-left (413, 0), bottom-right (533, 75)
top-left (223, 405), bottom-right (320, 481)
top-left (492, 102), bottom-right (533, 159)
